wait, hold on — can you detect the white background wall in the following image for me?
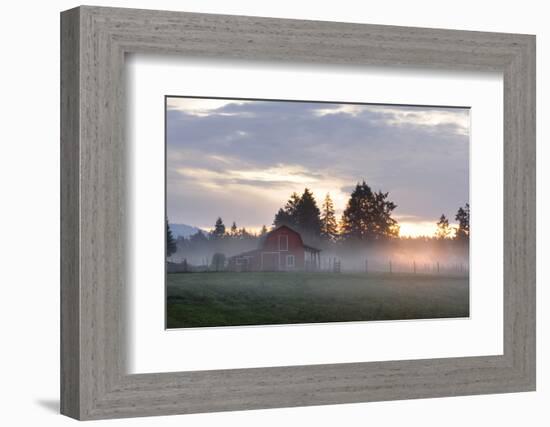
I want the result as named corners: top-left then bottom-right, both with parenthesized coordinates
top-left (0, 0), bottom-right (546, 425)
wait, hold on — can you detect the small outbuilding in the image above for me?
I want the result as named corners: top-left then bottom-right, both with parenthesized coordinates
top-left (228, 225), bottom-right (321, 272)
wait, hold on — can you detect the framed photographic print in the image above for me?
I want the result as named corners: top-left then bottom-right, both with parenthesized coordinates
top-left (61, 6), bottom-right (536, 420)
top-left (164, 96), bottom-right (471, 329)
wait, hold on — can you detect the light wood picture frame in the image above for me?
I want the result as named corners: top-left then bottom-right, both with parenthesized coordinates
top-left (60, 5), bottom-right (536, 420)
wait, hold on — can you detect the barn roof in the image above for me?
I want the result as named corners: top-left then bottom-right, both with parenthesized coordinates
top-left (303, 244), bottom-right (321, 253)
top-left (267, 224), bottom-right (299, 235)
top-left (230, 224), bottom-right (322, 260)
top-left (227, 248), bottom-right (259, 260)
top-left (264, 225), bottom-right (321, 253)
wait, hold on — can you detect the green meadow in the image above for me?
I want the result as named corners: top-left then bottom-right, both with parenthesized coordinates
top-left (166, 272), bottom-right (469, 329)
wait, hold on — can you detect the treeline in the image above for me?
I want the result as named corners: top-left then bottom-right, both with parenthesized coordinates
top-left (166, 217), bottom-right (269, 263)
top-left (166, 180), bottom-right (470, 261)
top-left (273, 182), bottom-right (399, 242)
top-left (435, 204), bottom-right (470, 241)
top-left (272, 181), bottom-right (469, 243)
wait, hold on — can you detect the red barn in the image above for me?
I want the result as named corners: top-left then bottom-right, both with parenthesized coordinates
top-left (228, 225), bottom-right (321, 272)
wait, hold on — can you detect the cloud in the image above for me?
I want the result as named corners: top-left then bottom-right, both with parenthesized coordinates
top-left (362, 106), bottom-right (470, 136)
top-left (175, 164), bottom-right (322, 188)
top-left (313, 104), bottom-right (366, 117)
top-left (166, 97), bottom-right (252, 117)
top-left (166, 98), bottom-right (469, 229)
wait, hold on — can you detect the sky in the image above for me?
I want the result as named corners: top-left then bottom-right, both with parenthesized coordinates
top-left (166, 97), bottom-right (469, 237)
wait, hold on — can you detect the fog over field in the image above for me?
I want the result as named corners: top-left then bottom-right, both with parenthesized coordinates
top-left (171, 235), bottom-right (468, 274)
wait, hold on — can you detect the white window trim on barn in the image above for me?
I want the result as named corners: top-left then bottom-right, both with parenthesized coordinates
top-left (286, 254), bottom-right (295, 268)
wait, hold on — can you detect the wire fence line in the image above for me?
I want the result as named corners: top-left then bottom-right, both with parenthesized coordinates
top-left (319, 256), bottom-right (469, 276)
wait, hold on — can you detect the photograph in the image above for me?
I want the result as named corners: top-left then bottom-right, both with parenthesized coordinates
top-left (165, 96), bottom-right (470, 329)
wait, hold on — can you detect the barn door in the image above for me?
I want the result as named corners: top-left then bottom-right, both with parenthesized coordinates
top-left (261, 253), bottom-right (279, 271)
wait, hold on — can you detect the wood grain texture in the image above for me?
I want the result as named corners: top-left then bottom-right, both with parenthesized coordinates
top-left (60, 7), bottom-right (80, 419)
top-left (60, 5), bottom-right (536, 420)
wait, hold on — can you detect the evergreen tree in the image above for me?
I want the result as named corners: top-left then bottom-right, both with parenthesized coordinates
top-left (259, 225), bottom-right (268, 236)
top-left (371, 191), bottom-right (399, 238)
top-left (273, 192), bottom-right (301, 228)
top-left (285, 192), bottom-right (301, 220)
top-left (320, 193), bottom-right (339, 240)
top-left (436, 214), bottom-right (452, 240)
top-left (211, 217), bottom-right (226, 240)
top-left (238, 227), bottom-right (252, 240)
top-left (455, 203), bottom-right (470, 241)
top-left (273, 208), bottom-right (292, 228)
top-left (340, 181), bottom-right (398, 241)
top-left (166, 219), bottom-right (177, 257)
top-left (295, 188), bottom-right (322, 237)
top-left (341, 182), bottom-right (373, 240)
top-left (229, 221), bottom-right (238, 238)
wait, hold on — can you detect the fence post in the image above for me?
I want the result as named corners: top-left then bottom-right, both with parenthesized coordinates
top-left (413, 260), bottom-right (416, 274)
top-left (365, 258), bottom-right (368, 273)
top-left (437, 261), bottom-right (440, 274)
top-left (389, 260), bottom-right (393, 274)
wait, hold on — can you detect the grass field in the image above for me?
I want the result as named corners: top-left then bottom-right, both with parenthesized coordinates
top-left (166, 271), bottom-right (469, 328)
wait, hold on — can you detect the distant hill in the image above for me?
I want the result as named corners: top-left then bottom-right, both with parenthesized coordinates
top-left (169, 223), bottom-right (207, 239)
